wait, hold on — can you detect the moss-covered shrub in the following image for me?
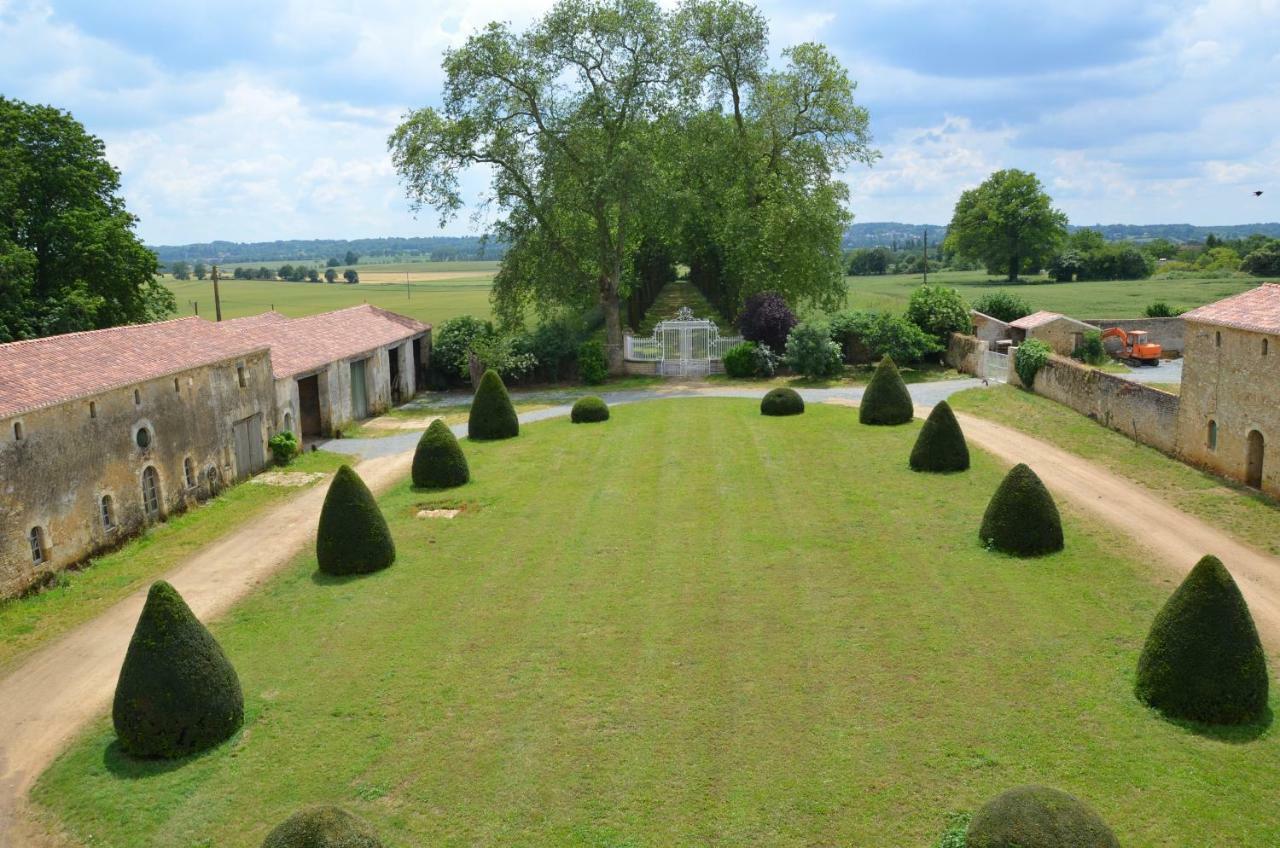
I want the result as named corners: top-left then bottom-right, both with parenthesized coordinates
top-left (412, 419), bottom-right (469, 489)
top-left (979, 463), bottom-right (1064, 556)
top-left (262, 806), bottom-right (384, 848)
top-left (859, 356), bottom-right (913, 425)
top-left (571, 395), bottom-right (610, 423)
top-left (316, 465), bottom-right (395, 576)
top-left (468, 369), bottom-right (519, 440)
top-left (760, 387), bottom-right (804, 416)
top-left (966, 786), bottom-right (1119, 848)
top-left (1135, 554), bottom-right (1269, 725)
top-left (910, 401), bottom-right (970, 472)
top-left (112, 581), bottom-right (244, 758)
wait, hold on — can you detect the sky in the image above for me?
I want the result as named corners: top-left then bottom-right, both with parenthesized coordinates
top-left (2, 0), bottom-right (1277, 245)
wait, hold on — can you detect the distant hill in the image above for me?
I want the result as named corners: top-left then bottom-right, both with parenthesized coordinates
top-left (150, 236), bottom-right (506, 265)
top-left (844, 221), bottom-right (1280, 249)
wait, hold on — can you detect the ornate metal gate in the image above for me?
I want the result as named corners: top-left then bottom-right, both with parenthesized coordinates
top-left (623, 307), bottom-right (742, 377)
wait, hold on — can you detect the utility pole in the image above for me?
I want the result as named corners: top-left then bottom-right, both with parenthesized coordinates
top-left (211, 264), bottom-right (223, 322)
top-left (922, 227), bottom-right (929, 285)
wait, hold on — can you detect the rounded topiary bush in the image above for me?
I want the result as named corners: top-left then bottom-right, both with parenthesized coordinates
top-left (262, 806), bottom-right (383, 848)
top-left (1135, 554), bottom-right (1269, 725)
top-left (468, 369), bottom-right (519, 440)
top-left (979, 463), bottom-right (1064, 556)
top-left (966, 786), bottom-right (1119, 848)
top-left (760, 387), bottom-right (804, 416)
top-left (316, 465), bottom-right (395, 576)
top-left (909, 400), bottom-right (970, 473)
top-left (112, 581), bottom-right (244, 758)
top-left (571, 395), bottom-right (610, 423)
top-left (412, 419), bottom-right (469, 489)
top-left (859, 356), bottom-right (913, 425)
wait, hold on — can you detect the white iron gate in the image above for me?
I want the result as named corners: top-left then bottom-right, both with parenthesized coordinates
top-left (623, 307), bottom-right (742, 377)
top-left (983, 349), bottom-right (1010, 383)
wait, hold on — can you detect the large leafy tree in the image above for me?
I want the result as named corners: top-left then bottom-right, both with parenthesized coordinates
top-left (0, 96), bottom-right (173, 341)
top-left (943, 169), bottom-right (1067, 281)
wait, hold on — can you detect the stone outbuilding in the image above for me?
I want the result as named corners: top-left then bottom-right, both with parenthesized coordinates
top-left (1176, 284), bottom-right (1280, 495)
top-left (1007, 311), bottom-right (1099, 357)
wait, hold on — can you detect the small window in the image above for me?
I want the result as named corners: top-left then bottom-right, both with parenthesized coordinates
top-left (89, 401), bottom-right (97, 419)
top-left (1208, 419), bottom-right (1218, 450)
top-left (283, 412), bottom-right (293, 434)
top-left (1264, 338), bottom-right (1270, 356)
top-left (136, 427), bottom-right (152, 449)
top-left (142, 466), bottom-right (161, 518)
top-left (101, 495), bottom-right (115, 529)
top-left (184, 457), bottom-right (196, 488)
top-left (1215, 331), bottom-right (1222, 348)
top-left (174, 377), bottom-right (181, 392)
top-left (29, 527), bottom-right (46, 564)
top-left (237, 365), bottom-right (247, 388)
top-left (134, 389), bottom-right (141, 405)
top-left (12, 421), bottom-right (22, 441)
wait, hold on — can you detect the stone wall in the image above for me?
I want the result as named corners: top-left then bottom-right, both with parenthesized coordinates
top-left (1025, 316), bottom-right (1099, 357)
top-left (971, 311), bottom-right (1012, 347)
top-left (1081, 317), bottom-right (1184, 355)
top-left (946, 333), bottom-right (988, 375)
top-left (1029, 354), bottom-right (1181, 453)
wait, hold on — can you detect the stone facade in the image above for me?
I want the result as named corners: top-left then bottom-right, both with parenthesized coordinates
top-left (970, 311), bottom-right (1013, 348)
top-left (1009, 311), bottom-right (1100, 357)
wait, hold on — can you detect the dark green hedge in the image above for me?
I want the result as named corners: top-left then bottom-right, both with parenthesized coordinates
top-left (909, 401), bottom-right (969, 473)
top-left (468, 369), bottom-right (519, 440)
top-left (967, 785), bottom-right (1119, 848)
top-left (261, 806), bottom-right (384, 848)
top-left (760, 387), bottom-right (804, 416)
top-left (412, 419), bottom-right (470, 489)
top-left (571, 396), bottom-right (610, 423)
top-left (316, 465), bottom-right (396, 576)
top-left (1135, 554), bottom-right (1269, 725)
top-left (979, 463), bottom-right (1064, 556)
top-left (112, 581), bottom-right (244, 758)
top-left (859, 356), bottom-right (913, 425)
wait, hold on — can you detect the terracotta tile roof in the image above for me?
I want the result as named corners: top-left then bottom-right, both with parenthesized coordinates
top-left (0, 318), bottom-right (268, 419)
top-left (1009, 310), bottom-right (1064, 330)
top-left (1182, 283), bottom-right (1280, 335)
top-left (210, 305), bottom-right (429, 379)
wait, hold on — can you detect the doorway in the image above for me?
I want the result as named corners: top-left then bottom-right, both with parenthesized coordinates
top-left (232, 413), bottom-right (265, 479)
top-left (297, 375), bottom-right (322, 437)
top-left (389, 346), bottom-right (402, 406)
top-left (412, 337), bottom-right (427, 389)
top-left (350, 358), bottom-right (369, 420)
top-left (1246, 430), bottom-right (1265, 489)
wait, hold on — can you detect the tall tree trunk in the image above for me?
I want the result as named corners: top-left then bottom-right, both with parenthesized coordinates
top-left (1007, 253), bottom-right (1019, 282)
top-left (600, 275), bottom-right (624, 374)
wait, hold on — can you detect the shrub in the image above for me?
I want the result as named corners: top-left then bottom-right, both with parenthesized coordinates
top-left (859, 356), bottom-right (913, 425)
top-left (112, 581), bottom-right (244, 758)
top-left (431, 315), bottom-right (493, 385)
top-left (1143, 301), bottom-right (1182, 318)
top-left (829, 311), bottom-right (940, 365)
top-left (737, 291), bottom-right (797, 352)
top-left (935, 813), bottom-right (971, 848)
top-left (262, 806), bottom-right (384, 848)
top-left (966, 786), bottom-right (1119, 848)
top-left (909, 401), bottom-right (970, 473)
top-left (1014, 339), bottom-right (1052, 387)
top-left (1071, 330), bottom-right (1106, 366)
top-left (268, 431), bottom-right (299, 466)
top-left (316, 465), bottom-right (395, 576)
top-left (979, 463), bottom-right (1064, 556)
top-left (722, 342), bottom-right (760, 378)
top-left (784, 320), bottom-right (843, 379)
top-left (1134, 554), bottom-right (1269, 725)
top-left (760, 387), bottom-right (804, 416)
top-left (1241, 241), bottom-right (1280, 276)
top-left (905, 284), bottom-right (973, 344)
top-left (972, 291), bottom-right (1032, 323)
top-left (412, 419), bottom-right (469, 489)
top-left (577, 340), bottom-right (608, 385)
top-left (571, 395), bottom-right (610, 423)
top-left (518, 316), bottom-right (582, 382)
top-left (468, 369), bottom-right (519, 440)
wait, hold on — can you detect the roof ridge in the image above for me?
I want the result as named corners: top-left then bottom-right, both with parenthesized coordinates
top-left (0, 315), bottom-right (202, 351)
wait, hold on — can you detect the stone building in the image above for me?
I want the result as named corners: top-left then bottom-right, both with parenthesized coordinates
top-left (0, 318), bottom-right (276, 596)
top-left (1176, 284), bottom-right (1280, 495)
top-left (1007, 311), bottom-right (1099, 357)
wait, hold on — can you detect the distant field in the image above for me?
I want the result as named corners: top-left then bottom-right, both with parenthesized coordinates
top-left (845, 270), bottom-right (1261, 317)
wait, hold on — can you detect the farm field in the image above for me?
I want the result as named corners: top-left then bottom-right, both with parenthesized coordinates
top-left (34, 400), bottom-right (1280, 847)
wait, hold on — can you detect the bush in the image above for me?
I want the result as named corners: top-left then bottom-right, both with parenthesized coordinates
top-left (1014, 339), bottom-right (1052, 387)
top-left (859, 356), bottom-right (913, 425)
top-left (1143, 301), bottom-right (1183, 318)
top-left (412, 419), bottom-right (470, 489)
top-left (966, 786), bottom-right (1119, 848)
top-left (972, 291), bottom-right (1032, 323)
top-left (468, 369), bottom-right (519, 440)
top-left (1071, 330), bottom-right (1106, 366)
top-left (269, 431), bottom-right (299, 466)
top-left (906, 285), bottom-right (973, 344)
top-left (262, 806), bottom-right (384, 848)
top-left (909, 401), bottom-right (970, 473)
top-left (316, 465), bottom-right (396, 576)
top-left (577, 340), bottom-right (608, 385)
top-left (737, 291), bottom-right (797, 353)
top-left (112, 581), bottom-right (244, 758)
top-left (1134, 554), bottom-right (1269, 725)
top-left (571, 395), bottom-right (610, 423)
top-left (979, 463), bottom-right (1064, 556)
top-left (722, 342), bottom-right (760, 378)
top-left (760, 387), bottom-right (804, 416)
top-left (829, 311), bottom-right (940, 365)
top-left (518, 316), bottom-right (582, 382)
top-left (935, 813), bottom-right (971, 848)
top-left (432, 315), bottom-right (493, 385)
top-left (784, 320), bottom-right (843, 379)
top-left (1241, 241), bottom-right (1280, 276)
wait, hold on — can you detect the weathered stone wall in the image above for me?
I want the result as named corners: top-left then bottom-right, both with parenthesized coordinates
top-left (1029, 354), bottom-right (1181, 453)
top-left (1082, 317), bottom-right (1184, 355)
top-left (946, 333), bottom-right (988, 375)
top-left (1026, 316), bottom-right (1100, 357)
top-left (623, 360), bottom-right (659, 376)
top-left (0, 351), bottom-right (275, 597)
top-left (971, 311), bottom-right (1012, 347)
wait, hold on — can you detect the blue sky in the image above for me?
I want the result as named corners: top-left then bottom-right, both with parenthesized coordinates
top-left (2, 0), bottom-right (1277, 244)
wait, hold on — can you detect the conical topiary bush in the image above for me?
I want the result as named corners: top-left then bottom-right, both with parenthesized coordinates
top-left (1135, 555), bottom-right (1269, 725)
top-left (262, 806), bottom-right (384, 848)
top-left (412, 419), bottom-right (470, 489)
top-left (760, 387), bottom-right (804, 416)
top-left (979, 463), bottom-right (1064, 556)
top-left (859, 356), bottom-right (913, 425)
top-left (468, 369), bottom-right (519, 440)
top-left (966, 785), bottom-right (1119, 848)
top-left (909, 400), bottom-right (970, 472)
top-left (316, 465), bottom-right (395, 576)
top-left (112, 580), bottom-right (244, 758)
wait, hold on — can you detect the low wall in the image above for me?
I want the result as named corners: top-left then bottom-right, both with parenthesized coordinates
top-left (622, 360), bottom-right (659, 376)
top-left (946, 333), bottom-right (987, 375)
top-left (1081, 317), bottom-right (1184, 355)
top-left (1030, 355), bottom-right (1181, 453)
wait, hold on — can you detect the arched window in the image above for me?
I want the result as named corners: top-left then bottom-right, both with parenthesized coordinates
top-left (101, 495), bottom-right (115, 529)
top-left (141, 466), bottom-right (161, 519)
top-left (29, 527), bottom-right (46, 564)
top-left (283, 412), bottom-right (294, 434)
top-left (1207, 419), bottom-right (1218, 450)
top-left (136, 426), bottom-right (152, 449)
top-left (184, 457), bottom-right (196, 488)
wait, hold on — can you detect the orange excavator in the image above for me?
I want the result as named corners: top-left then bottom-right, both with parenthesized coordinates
top-left (1101, 327), bottom-right (1163, 365)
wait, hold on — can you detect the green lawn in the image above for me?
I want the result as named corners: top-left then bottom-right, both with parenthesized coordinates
top-left (33, 400), bottom-right (1280, 847)
top-left (949, 386), bottom-right (1280, 556)
top-left (0, 451), bottom-right (348, 673)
